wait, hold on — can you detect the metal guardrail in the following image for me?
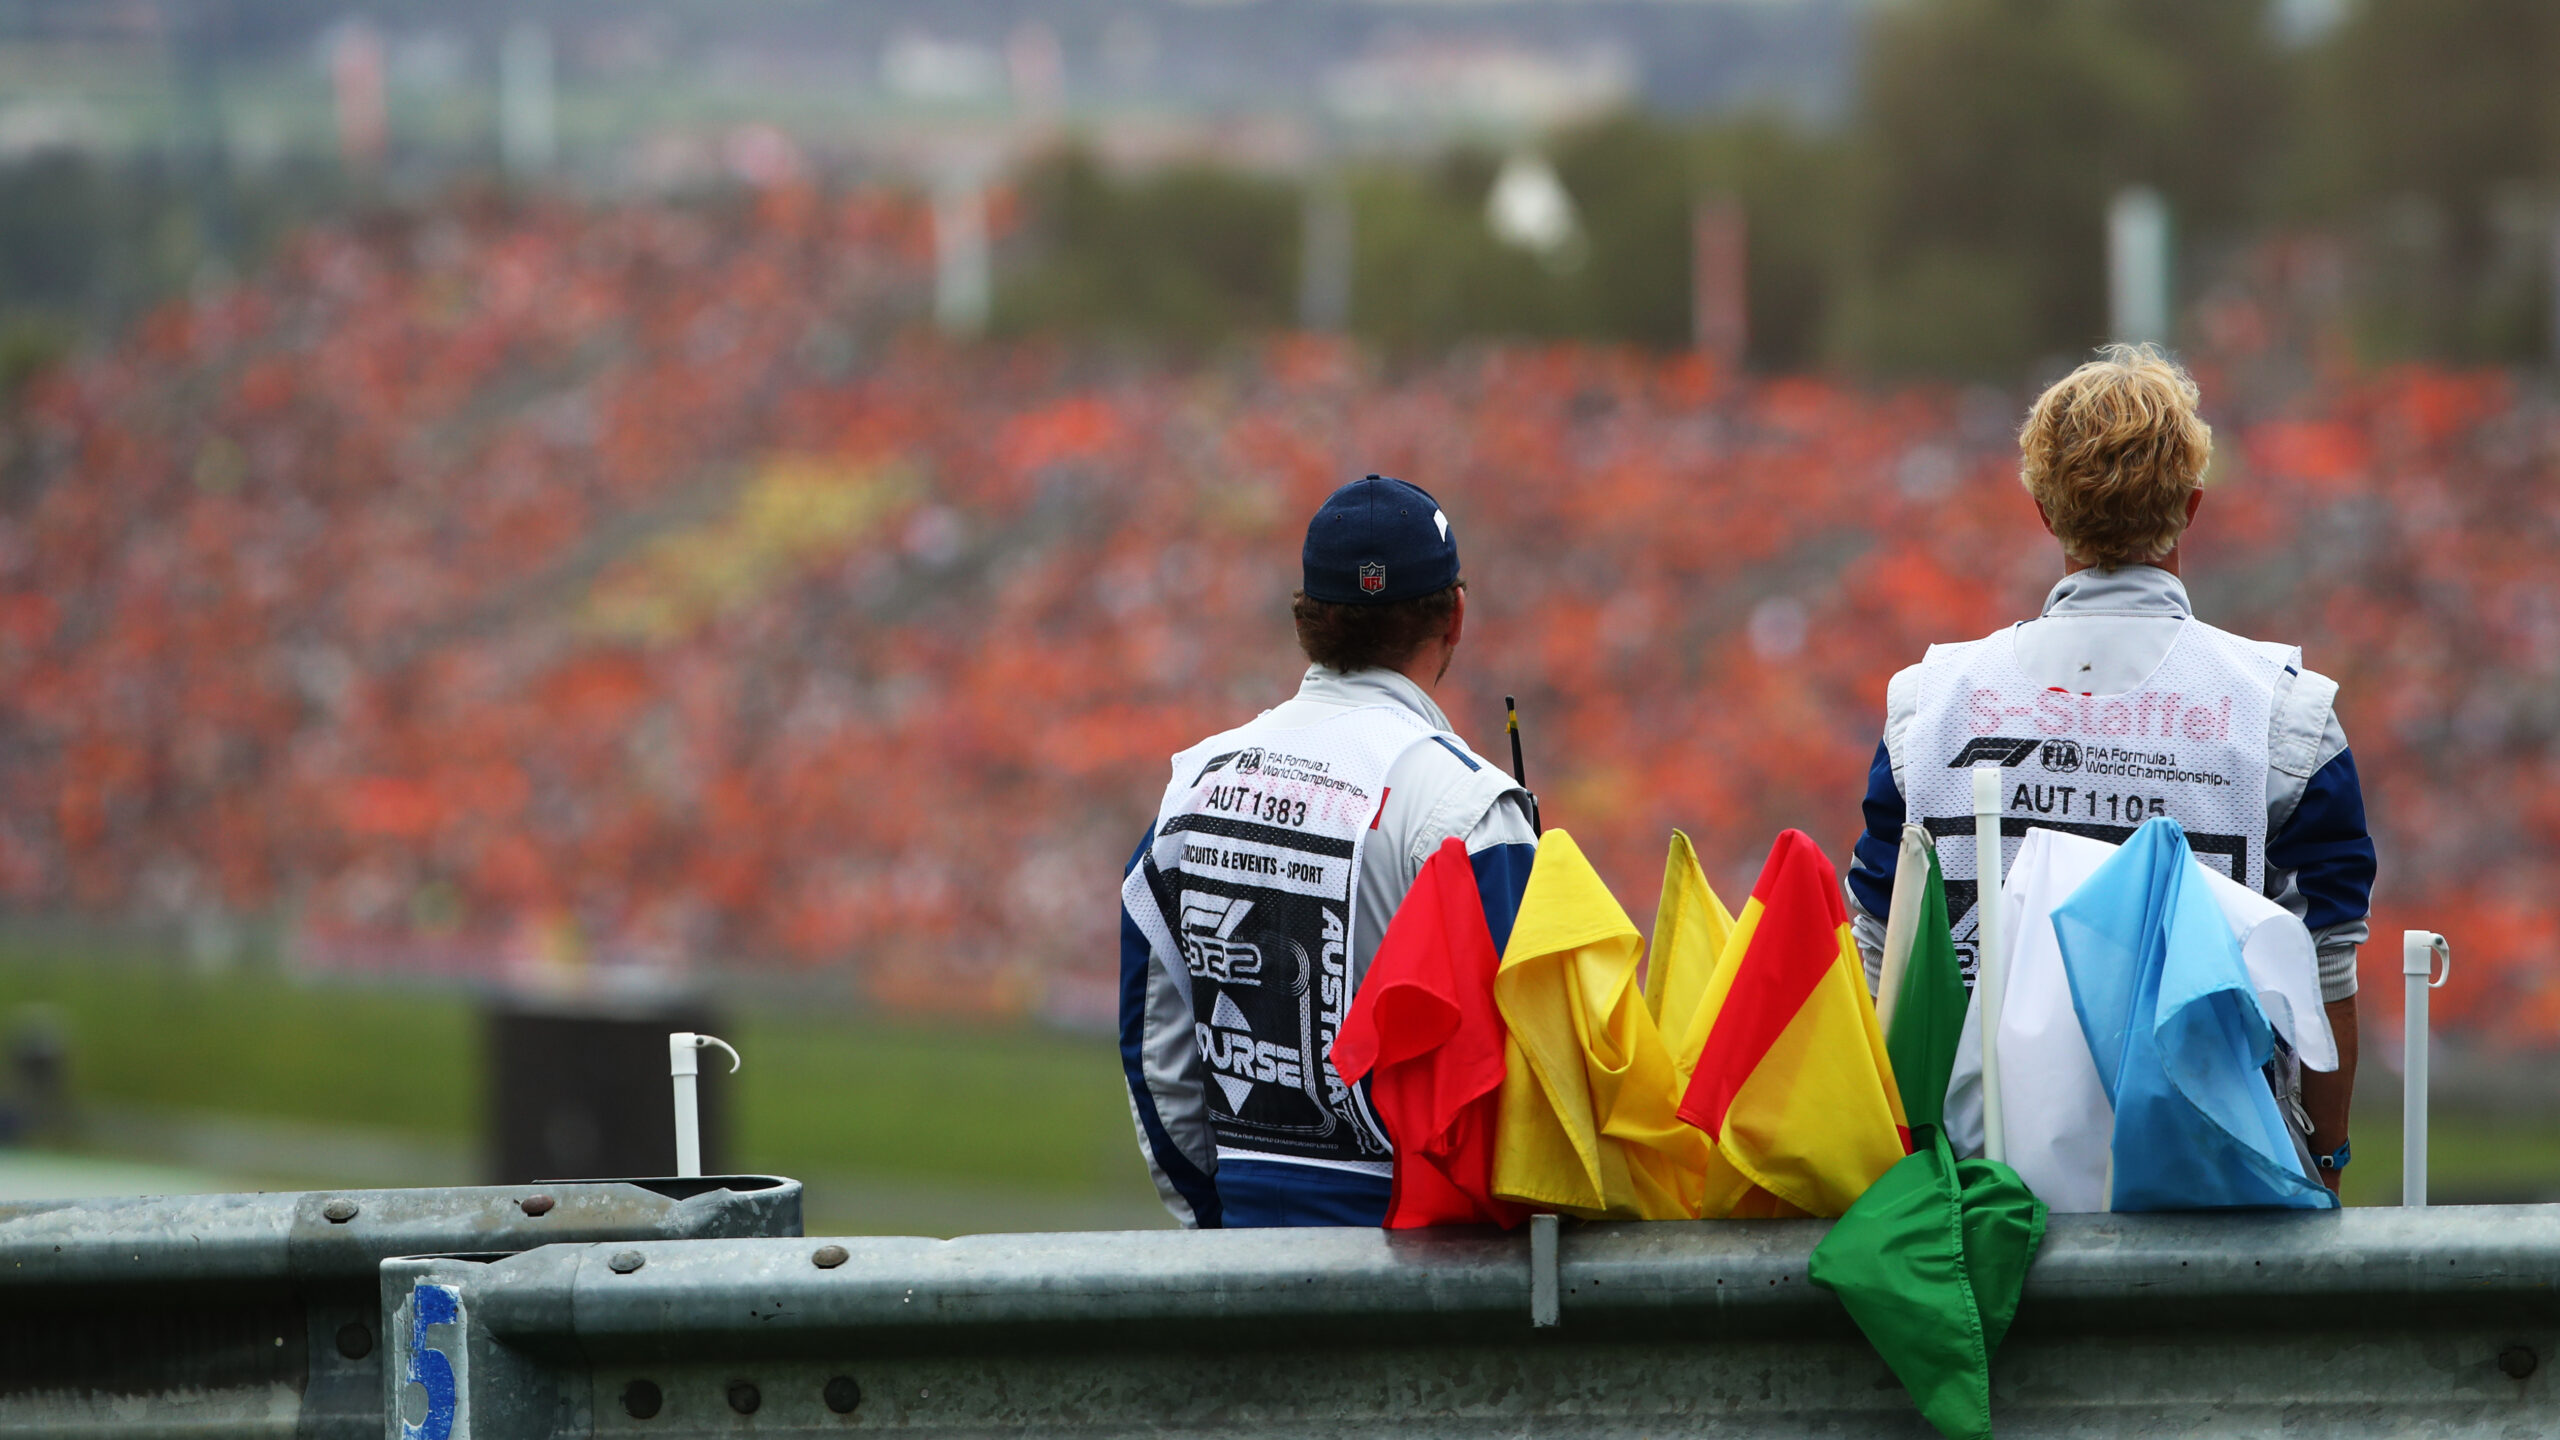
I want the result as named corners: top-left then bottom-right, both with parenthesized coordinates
top-left (386, 1204), bottom-right (2558, 1438)
top-left (0, 1175), bottom-right (801, 1439)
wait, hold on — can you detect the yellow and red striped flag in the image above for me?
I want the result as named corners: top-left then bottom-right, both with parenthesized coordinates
top-left (1677, 829), bottom-right (1907, 1217)
top-left (1646, 829), bottom-right (1786, 1219)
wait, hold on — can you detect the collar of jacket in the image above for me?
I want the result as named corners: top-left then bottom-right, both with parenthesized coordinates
top-left (2040, 564), bottom-right (2194, 620)
top-left (1295, 664), bottom-right (1453, 733)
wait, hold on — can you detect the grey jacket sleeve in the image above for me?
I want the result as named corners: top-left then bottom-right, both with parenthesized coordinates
top-left (1128, 940), bottom-right (1218, 1224)
top-left (1119, 829), bottom-right (1221, 1228)
top-left (1849, 665), bottom-right (1926, 984)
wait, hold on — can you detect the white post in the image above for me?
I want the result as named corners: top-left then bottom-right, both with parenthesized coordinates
top-left (1874, 823), bottom-right (1933, 1034)
top-left (1692, 195), bottom-right (1747, 368)
top-left (1298, 173), bottom-right (1352, 332)
top-left (499, 21), bottom-right (556, 180)
top-left (2108, 186), bottom-right (2172, 346)
top-left (668, 1032), bottom-right (741, 1179)
top-left (329, 19), bottom-right (388, 173)
top-left (2401, 931), bottom-right (2449, 1207)
top-left (1972, 764), bottom-right (2008, 1164)
top-left (933, 166), bottom-right (992, 338)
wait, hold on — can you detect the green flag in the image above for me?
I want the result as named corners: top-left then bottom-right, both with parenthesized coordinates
top-left (1886, 836), bottom-right (1966, 1132)
top-left (1809, 1129), bottom-right (2045, 1439)
top-left (1811, 839), bottom-right (2046, 1440)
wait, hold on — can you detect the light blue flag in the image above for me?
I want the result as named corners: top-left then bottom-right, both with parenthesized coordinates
top-left (2051, 818), bottom-right (2336, 1212)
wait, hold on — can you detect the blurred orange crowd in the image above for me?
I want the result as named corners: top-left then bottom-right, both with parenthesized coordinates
top-left (2, 193), bottom-right (2553, 1041)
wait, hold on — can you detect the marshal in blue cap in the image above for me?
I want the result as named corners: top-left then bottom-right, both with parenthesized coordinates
top-left (1116, 468), bottom-right (1535, 1233)
top-left (1301, 474), bottom-right (1460, 606)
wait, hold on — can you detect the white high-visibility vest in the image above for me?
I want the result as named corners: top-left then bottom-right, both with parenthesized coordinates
top-left (1893, 616), bottom-right (2288, 981)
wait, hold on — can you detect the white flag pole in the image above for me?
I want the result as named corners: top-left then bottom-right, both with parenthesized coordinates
top-left (1874, 823), bottom-right (1934, 1036)
top-left (2401, 932), bottom-right (2449, 1207)
top-left (669, 1032), bottom-right (742, 1179)
top-left (1973, 763), bottom-right (2008, 1165)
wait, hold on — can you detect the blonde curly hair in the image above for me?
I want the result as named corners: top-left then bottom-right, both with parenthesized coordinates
top-left (2018, 345), bottom-right (2212, 570)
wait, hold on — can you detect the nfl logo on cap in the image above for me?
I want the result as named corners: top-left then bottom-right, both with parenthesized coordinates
top-left (1303, 475), bottom-right (1458, 605)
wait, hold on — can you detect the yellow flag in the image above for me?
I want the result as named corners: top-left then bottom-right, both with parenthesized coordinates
top-left (1647, 830), bottom-right (1734, 1073)
top-left (1646, 830), bottom-right (1788, 1220)
top-left (1491, 830), bottom-right (1711, 1220)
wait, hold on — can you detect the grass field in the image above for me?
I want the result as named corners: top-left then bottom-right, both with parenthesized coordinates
top-left (0, 949), bottom-right (1168, 1234)
top-left (0, 946), bottom-right (2548, 1228)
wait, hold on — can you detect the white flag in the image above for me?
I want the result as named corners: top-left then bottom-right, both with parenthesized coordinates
top-left (1943, 827), bottom-right (2333, 1212)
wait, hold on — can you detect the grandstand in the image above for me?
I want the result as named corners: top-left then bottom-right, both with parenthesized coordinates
top-left (2, 187), bottom-right (2552, 1045)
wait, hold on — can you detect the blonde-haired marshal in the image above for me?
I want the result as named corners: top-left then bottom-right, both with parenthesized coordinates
top-left (2019, 344), bottom-right (2212, 571)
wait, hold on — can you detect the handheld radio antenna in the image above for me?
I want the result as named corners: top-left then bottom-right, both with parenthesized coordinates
top-left (1505, 695), bottom-right (1543, 836)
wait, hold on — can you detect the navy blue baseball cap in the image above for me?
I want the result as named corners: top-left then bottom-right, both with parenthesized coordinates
top-left (1302, 475), bottom-right (1460, 605)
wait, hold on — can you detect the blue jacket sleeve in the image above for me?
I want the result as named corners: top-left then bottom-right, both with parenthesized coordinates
top-left (1846, 738), bottom-right (1904, 922)
top-left (2267, 748), bottom-right (2376, 1002)
top-left (2268, 748), bottom-right (2376, 931)
top-left (1468, 840), bottom-right (1536, 954)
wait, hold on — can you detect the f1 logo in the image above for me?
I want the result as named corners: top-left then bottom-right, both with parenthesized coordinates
top-left (1946, 736), bottom-right (2040, 768)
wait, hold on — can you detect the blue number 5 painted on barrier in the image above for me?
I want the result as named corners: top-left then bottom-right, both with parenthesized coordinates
top-left (402, 1282), bottom-right (461, 1440)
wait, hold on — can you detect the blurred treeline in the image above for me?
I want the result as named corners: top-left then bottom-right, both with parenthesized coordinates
top-left (2, 0), bottom-right (2554, 386)
top-left (1000, 0), bottom-right (2560, 376)
top-left (0, 153), bottom-right (349, 395)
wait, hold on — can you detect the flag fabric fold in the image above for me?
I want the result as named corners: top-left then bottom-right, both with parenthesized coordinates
top-left (1491, 829), bottom-right (1711, 1220)
top-left (1647, 829), bottom-right (1734, 1074)
top-left (1947, 826), bottom-right (2120, 1212)
top-left (1883, 830), bottom-right (1966, 1136)
top-left (1645, 830), bottom-right (1766, 1219)
top-left (2050, 817), bottom-right (2337, 1212)
top-left (1330, 838), bottom-right (1524, 1229)
top-left (1813, 832), bottom-right (2047, 1440)
top-left (1676, 829), bottom-right (1907, 1216)
top-left (1810, 1127), bottom-right (2047, 1440)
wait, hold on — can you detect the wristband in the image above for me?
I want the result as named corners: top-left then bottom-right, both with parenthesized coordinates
top-left (2315, 1139), bottom-right (2351, 1172)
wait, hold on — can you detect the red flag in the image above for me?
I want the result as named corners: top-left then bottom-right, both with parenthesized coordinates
top-left (1331, 838), bottom-right (1524, 1229)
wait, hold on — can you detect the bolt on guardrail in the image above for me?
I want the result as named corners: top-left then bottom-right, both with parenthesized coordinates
top-left (0, 1175), bottom-right (800, 1439)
